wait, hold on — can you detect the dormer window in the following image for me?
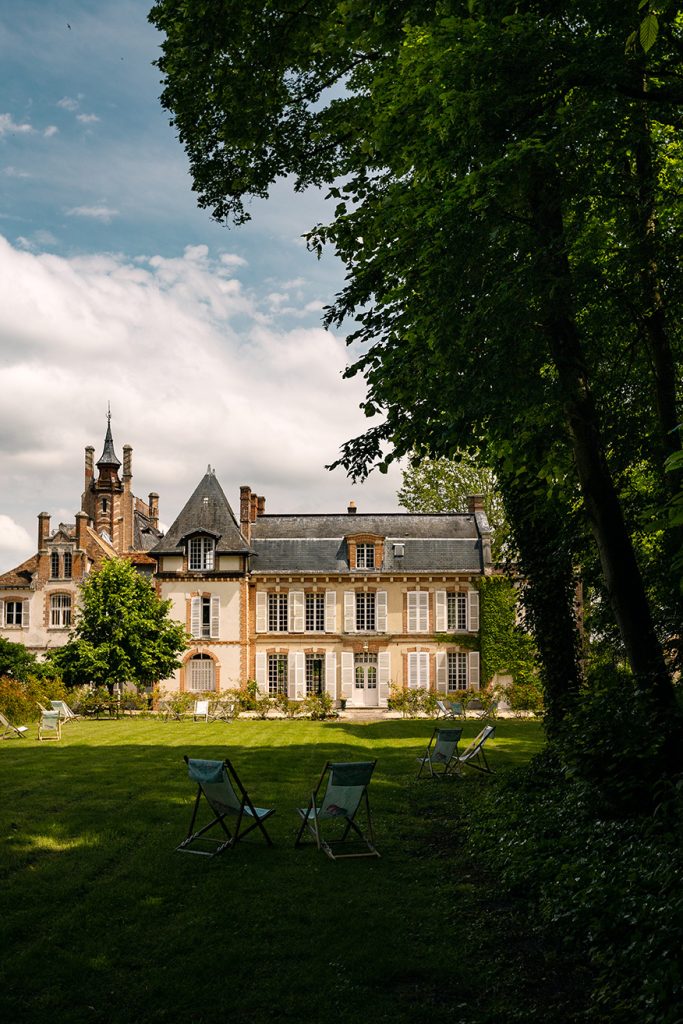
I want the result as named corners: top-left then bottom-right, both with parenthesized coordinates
top-left (189, 535), bottom-right (215, 571)
top-left (356, 543), bottom-right (375, 569)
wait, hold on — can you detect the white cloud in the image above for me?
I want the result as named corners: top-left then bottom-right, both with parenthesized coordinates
top-left (220, 253), bottom-right (247, 269)
top-left (0, 515), bottom-right (33, 565)
top-left (0, 113), bottom-right (34, 137)
top-left (0, 233), bottom-right (401, 573)
top-left (76, 113), bottom-right (100, 124)
top-left (44, 126), bottom-right (59, 138)
top-left (3, 166), bottom-right (31, 179)
top-left (65, 205), bottom-right (119, 222)
top-left (57, 97), bottom-right (79, 111)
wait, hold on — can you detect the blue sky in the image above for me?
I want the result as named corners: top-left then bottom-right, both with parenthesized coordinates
top-left (0, 0), bottom-right (402, 572)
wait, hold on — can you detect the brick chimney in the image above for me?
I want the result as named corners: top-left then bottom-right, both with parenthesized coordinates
top-left (148, 492), bottom-right (159, 529)
top-left (122, 445), bottom-right (133, 482)
top-left (84, 446), bottom-right (95, 489)
top-left (37, 512), bottom-right (51, 551)
top-left (75, 510), bottom-right (88, 550)
top-left (257, 495), bottom-right (266, 517)
top-left (347, 501), bottom-right (357, 515)
top-left (250, 493), bottom-right (259, 523)
top-left (240, 485), bottom-right (252, 541)
top-left (467, 494), bottom-right (485, 514)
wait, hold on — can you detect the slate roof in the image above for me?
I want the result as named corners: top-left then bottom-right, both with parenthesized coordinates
top-left (96, 416), bottom-right (121, 469)
top-left (133, 511), bottom-right (163, 552)
top-left (150, 469), bottom-right (251, 556)
top-left (250, 513), bottom-right (486, 574)
top-left (0, 554), bottom-right (39, 588)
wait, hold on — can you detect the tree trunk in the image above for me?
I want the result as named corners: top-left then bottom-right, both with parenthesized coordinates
top-left (528, 171), bottom-right (676, 711)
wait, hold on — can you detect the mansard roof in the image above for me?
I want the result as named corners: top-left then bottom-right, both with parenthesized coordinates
top-left (151, 469), bottom-right (251, 556)
top-left (250, 513), bottom-right (486, 574)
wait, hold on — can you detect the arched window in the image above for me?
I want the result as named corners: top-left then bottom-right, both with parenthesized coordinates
top-left (50, 551), bottom-right (60, 578)
top-left (50, 593), bottom-right (72, 628)
top-left (63, 551), bottom-right (73, 579)
top-left (187, 654), bottom-right (216, 692)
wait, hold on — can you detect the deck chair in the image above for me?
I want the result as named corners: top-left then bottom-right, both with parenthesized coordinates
top-left (192, 699), bottom-right (210, 722)
top-left (0, 711), bottom-right (28, 739)
top-left (436, 699), bottom-right (463, 719)
top-left (416, 727), bottom-right (463, 779)
top-left (295, 760), bottom-right (380, 860)
top-left (456, 725), bottom-right (495, 774)
top-left (50, 700), bottom-right (79, 722)
top-left (177, 757), bottom-right (275, 856)
top-left (38, 710), bottom-right (62, 741)
top-left (477, 699), bottom-right (499, 720)
top-left (209, 699), bottom-right (234, 722)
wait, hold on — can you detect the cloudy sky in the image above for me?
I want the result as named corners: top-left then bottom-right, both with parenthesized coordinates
top-left (0, 0), bottom-right (404, 574)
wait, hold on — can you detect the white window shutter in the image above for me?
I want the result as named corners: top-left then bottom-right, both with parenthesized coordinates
top-left (294, 651), bottom-right (305, 699)
top-left (469, 650), bottom-right (480, 689)
top-left (190, 597), bottom-right (201, 639)
top-left (344, 591), bottom-right (355, 632)
top-left (419, 592), bottom-right (429, 631)
top-left (255, 652), bottom-right (267, 696)
top-left (435, 591), bottom-right (447, 632)
top-left (288, 652), bottom-right (296, 698)
top-left (341, 651), bottom-right (354, 699)
top-left (210, 595), bottom-right (220, 639)
top-left (419, 651), bottom-right (430, 688)
top-left (22, 599), bottom-right (30, 628)
top-left (325, 590), bottom-right (337, 632)
top-left (468, 590), bottom-right (480, 632)
top-left (378, 651), bottom-right (391, 703)
top-left (325, 651), bottom-right (337, 699)
top-left (376, 590), bottom-right (387, 632)
top-left (407, 591), bottom-right (418, 632)
top-left (407, 652), bottom-right (418, 689)
top-left (256, 591), bottom-right (267, 633)
top-left (0, 599), bottom-right (4, 626)
top-left (436, 652), bottom-right (447, 693)
top-left (290, 590), bottom-right (305, 633)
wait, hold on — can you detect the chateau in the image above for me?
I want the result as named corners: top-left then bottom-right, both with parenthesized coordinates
top-left (1, 420), bottom-right (494, 708)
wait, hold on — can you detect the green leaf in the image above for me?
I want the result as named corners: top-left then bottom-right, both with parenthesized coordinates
top-left (640, 13), bottom-right (659, 52)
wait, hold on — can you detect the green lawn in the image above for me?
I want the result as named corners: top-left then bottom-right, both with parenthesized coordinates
top-left (0, 718), bottom-right (544, 1024)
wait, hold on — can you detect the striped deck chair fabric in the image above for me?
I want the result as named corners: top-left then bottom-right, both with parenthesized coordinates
top-left (50, 700), bottom-right (79, 722)
top-left (177, 757), bottom-right (275, 856)
top-left (38, 711), bottom-right (62, 741)
top-left (456, 725), bottom-right (496, 774)
top-left (295, 760), bottom-right (380, 860)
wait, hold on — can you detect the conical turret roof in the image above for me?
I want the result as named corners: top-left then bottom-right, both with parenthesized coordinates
top-left (96, 411), bottom-right (121, 469)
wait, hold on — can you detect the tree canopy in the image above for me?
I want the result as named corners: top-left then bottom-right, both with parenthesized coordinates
top-left (50, 558), bottom-right (188, 691)
top-left (149, 0), bottom-right (683, 737)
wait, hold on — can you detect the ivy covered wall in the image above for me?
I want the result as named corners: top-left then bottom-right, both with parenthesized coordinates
top-left (478, 575), bottom-right (540, 698)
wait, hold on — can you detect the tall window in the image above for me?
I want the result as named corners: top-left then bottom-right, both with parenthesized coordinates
top-left (268, 654), bottom-right (288, 695)
top-left (305, 593), bottom-right (325, 632)
top-left (188, 654), bottom-right (215, 691)
top-left (63, 551), bottom-right (73, 579)
top-left (356, 592), bottom-right (376, 631)
top-left (50, 551), bottom-right (60, 578)
top-left (305, 654), bottom-right (324, 696)
top-left (268, 593), bottom-right (288, 631)
top-left (447, 652), bottom-right (468, 691)
top-left (5, 601), bottom-right (23, 626)
top-left (355, 543), bottom-right (375, 569)
top-left (188, 535), bottom-right (215, 570)
top-left (447, 592), bottom-right (467, 631)
top-left (50, 594), bottom-right (71, 628)
top-left (199, 597), bottom-right (211, 638)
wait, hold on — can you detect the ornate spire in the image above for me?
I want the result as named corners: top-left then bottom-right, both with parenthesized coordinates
top-left (96, 406), bottom-right (121, 469)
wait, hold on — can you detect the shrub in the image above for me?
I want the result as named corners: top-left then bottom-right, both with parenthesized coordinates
top-left (388, 684), bottom-right (433, 717)
top-left (273, 692), bottom-right (299, 718)
top-left (301, 692), bottom-right (335, 720)
top-left (0, 674), bottom-right (68, 723)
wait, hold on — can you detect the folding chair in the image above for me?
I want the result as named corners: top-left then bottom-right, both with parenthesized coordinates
top-left (436, 700), bottom-right (463, 719)
top-left (0, 711), bottom-right (28, 739)
top-left (456, 725), bottom-right (496, 774)
top-left (295, 760), bottom-right (380, 860)
top-left (50, 700), bottom-right (79, 722)
top-left (38, 711), bottom-right (62, 741)
top-left (209, 699), bottom-right (234, 722)
top-left (177, 757), bottom-right (275, 856)
top-left (416, 727), bottom-right (463, 779)
top-left (193, 699), bottom-right (210, 722)
top-left (477, 699), bottom-right (498, 720)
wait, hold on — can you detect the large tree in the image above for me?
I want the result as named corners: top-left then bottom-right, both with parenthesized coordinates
top-left (50, 558), bottom-right (188, 691)
top-left (149, 1), bottom-right (683, 738)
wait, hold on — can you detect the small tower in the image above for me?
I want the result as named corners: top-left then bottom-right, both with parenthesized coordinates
top-left (90, 408), bottom-right (123, 544)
